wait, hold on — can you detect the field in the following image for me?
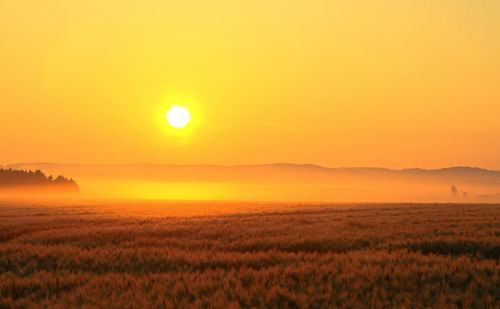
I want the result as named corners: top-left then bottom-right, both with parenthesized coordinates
top-left (0, 201), bottom-right (499, 308)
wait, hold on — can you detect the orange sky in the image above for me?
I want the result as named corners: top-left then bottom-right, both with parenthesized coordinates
top-left (1, 1), bottom-right (500, 169)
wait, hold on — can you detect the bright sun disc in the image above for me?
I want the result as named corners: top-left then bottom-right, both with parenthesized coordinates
top-left (167, 106), bottom-right (191, 128)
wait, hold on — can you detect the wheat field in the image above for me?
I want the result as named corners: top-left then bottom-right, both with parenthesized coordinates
top-left (0, 201), bottom-right (499, 308)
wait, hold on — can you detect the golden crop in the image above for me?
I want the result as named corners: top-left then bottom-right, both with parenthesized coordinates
top-left (0, 202), bottom-right (498, 308)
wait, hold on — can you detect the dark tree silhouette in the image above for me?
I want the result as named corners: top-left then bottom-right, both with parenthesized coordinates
top-left (450, 185), bottom-right (458, 197)
top-left (0, 168), bottom-right (78, 191)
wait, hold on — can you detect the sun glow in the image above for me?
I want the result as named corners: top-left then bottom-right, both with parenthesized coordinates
top-left (167, 106), bottom-right (191, 128)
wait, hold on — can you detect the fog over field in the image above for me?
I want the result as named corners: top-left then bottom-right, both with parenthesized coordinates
top-left (4, 163), bottom-right (500, 202)
top-left (3, 1), bottom-right (500, 308)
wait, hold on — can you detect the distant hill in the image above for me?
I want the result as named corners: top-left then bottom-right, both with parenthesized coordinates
top-left (0, 168), bottom-right (79, 192)
top-left (6, 163), bottom-right (500, 184)
top-left (4, 163), bottom-right (500, 202)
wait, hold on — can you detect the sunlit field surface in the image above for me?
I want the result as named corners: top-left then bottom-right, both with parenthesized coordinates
top-left (0, 201), bottom-right (499, 308)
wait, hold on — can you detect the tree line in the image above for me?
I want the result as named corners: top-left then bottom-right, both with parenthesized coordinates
top-left (0, 168), bottom-right (78, 191)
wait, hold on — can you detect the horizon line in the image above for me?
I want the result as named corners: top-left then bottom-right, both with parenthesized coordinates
top-left (3, 162), bottom-right (498, 173)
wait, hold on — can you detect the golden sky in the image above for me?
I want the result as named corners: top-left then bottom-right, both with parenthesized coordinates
top-left (1, 1), bottom-right (499, 169)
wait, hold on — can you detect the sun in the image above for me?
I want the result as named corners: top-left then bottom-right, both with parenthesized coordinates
top-left (167, 106), bottom-right (191, 128)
